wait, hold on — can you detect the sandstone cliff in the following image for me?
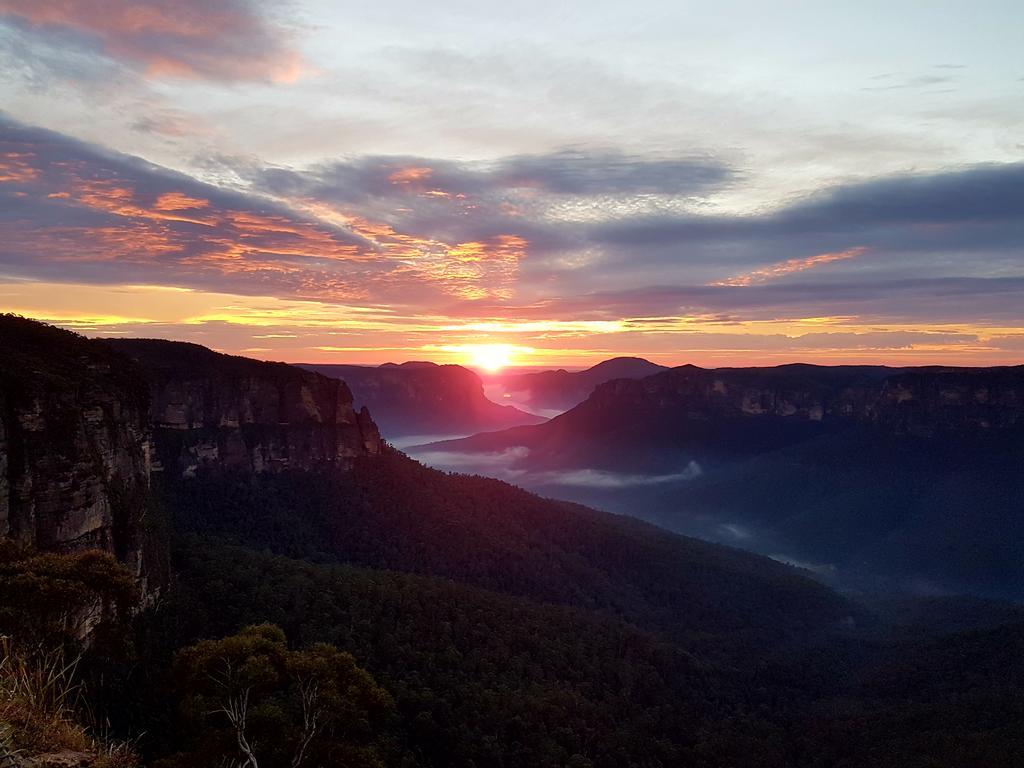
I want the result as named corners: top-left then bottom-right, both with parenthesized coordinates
top-left (107, 339), bottom-right (382, 477)
top-left (587, 364), bottom-right (1024, 434)
top-left (0, 316), bottom-right (151, 584)
top-left (0, 318), bottom-right (384, 588)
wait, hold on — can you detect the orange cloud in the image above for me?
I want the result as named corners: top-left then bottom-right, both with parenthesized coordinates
top-left (2, 0), bottom-right (304, 83)
top-left (0, 152), bottom-right (39, 182)
top-left (713, 247), bottom-right (868, 286)
top-left (388, 167), bottom-right (434, 185)
top-left (2, 118), bottom-right (536, 307)
top-left (429, 235), bottom-right (526, 300)
top-left (153, 191), bottom-right (209, 211)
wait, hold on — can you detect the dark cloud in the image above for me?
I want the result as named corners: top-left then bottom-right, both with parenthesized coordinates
top-left (509, 276), bottom-right (1024, 325)
top-left (494, 150), bottom-right (733, 196)
top-left (0, 0), bottom-right (302, 82)
top-left (234, 149), bottom-right (734, 269)
top-left (593, 161), bottom-right (1024, 251)
top-left (251, 149), bottom-right (734, 202)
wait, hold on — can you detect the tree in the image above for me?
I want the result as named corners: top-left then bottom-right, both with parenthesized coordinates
top-left (170, 624), bottom-right (393, 768)
top-left (0, 542), bottom-right (137, 649)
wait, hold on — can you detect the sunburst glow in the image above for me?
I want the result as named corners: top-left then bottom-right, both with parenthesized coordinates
top-left (462, 343), bottom-right (520, 372)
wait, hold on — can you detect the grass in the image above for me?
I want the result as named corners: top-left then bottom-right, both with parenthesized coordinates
top-left (0, 637), bottom-right (138, 766)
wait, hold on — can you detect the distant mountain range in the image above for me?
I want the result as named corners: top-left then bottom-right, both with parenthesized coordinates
top-left (298, 361), bottom-right (543, 439)
top-left (420, 362), bottom-right (1024, 598)
top-left (490, 356), bottom-right (668, 414)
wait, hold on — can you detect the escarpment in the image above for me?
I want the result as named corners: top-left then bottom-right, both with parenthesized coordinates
top-left (106, 338), bottom-right (382, 478)
top-left (586, 364), bottom-right (1024, 435)
top-left (1, 318), bottom-right (384, 591)
top-left (0, 315), bottom-right (152, 584)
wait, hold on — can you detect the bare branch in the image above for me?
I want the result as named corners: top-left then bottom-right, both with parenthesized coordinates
top-left (290, 679), bottom-right (322, 768)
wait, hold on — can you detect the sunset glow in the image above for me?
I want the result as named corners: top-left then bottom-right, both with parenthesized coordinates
top-left (0, 2), bottom-right (1021, 369)
top-left (460, 344), bottom-right (521, 372)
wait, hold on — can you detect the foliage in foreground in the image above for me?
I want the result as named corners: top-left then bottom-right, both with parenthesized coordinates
top-left (0, 546), bottom-right (139, 766)
top-left (158, 624), bottom-right (393, 768)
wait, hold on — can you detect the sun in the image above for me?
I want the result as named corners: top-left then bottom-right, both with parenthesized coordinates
top-left (465, 343), bottom-right (516, 372)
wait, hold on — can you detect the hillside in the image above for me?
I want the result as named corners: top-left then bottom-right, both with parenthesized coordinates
top-left (161, 452), bottom-right (859, 654)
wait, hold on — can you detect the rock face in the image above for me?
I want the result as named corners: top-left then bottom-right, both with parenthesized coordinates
top-left (1, 318), bottom-right (384, 593)
top-left (108, 339), bottom-right (382, 477)
top-left (0, 316), bottom-right (151, 584)
top-left (586, 364), bottom-right (1024, 435)
top-left (429, 362), bottom-right (1024, 471)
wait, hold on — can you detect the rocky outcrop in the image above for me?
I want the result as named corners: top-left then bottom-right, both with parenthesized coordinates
top-left (1, 318), bottom-right (385, 595)
top-left (587, 364), bottom-right (1024, 435)
top-left (108, 339), bottom-right (382, 477)
top-left (0, 316), bottom-right (151, 585)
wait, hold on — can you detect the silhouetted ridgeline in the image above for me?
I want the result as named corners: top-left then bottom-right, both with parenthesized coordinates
top-left (584, 363), bottom-right (1024, 433)
top-left (494, 356), bottom-right (669, 412)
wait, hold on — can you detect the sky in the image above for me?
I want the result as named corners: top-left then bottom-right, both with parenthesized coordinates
top-left (1, 0), bottom-right (1022, 369)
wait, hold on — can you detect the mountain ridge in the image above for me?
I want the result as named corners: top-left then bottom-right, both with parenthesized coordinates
top-left (491, 355), bottom-right (670, 413)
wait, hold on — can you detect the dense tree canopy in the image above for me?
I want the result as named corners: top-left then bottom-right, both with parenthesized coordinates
top-left (161, 624), bottom-right (393, 768)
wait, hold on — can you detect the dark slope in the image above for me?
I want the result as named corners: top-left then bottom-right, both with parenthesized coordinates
top-left (493, 356), bottom-right (669, 413)
top-left (801, 620), bottom-right (1024, 768)
top-left (298, 361), bottom-right (542, 438)
top-left (98, 335), bottom-right (854, 649)
top-left (161, 451), bottom-right (859, 654)
top-left (150, 541), bottom-right (761, 768)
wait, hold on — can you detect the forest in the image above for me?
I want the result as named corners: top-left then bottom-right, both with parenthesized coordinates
top-left (5, 457), bottom-right (1024, 768)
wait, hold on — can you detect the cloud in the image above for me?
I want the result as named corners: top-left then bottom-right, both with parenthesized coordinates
top-left (130, 110), bottom-right (210, 138)
top-left (861, 74), bottom-right (954, 92)
top-left (534, 461), bottom-right (704, 489)
top-left (717, 523), bottom-right (753, 541)
top-left (405, 447), bottom-right (531, 479)
top-left (3, 116), bottom-right (1024, 356)
top-left (510, 277), bottom-right (1024, 326)
top-left (594, 161), bottom-right (1024, 249)
top-left (0, 115), bottom-right (532, 304)
top-left (713, 247), bottom-right (868, 286)
top-left (0, 0), bottom-right (303, 82)
top-left (407, 444), bottom-right (704, 492)
top-left (253, 149), bottom-right (733, 203)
